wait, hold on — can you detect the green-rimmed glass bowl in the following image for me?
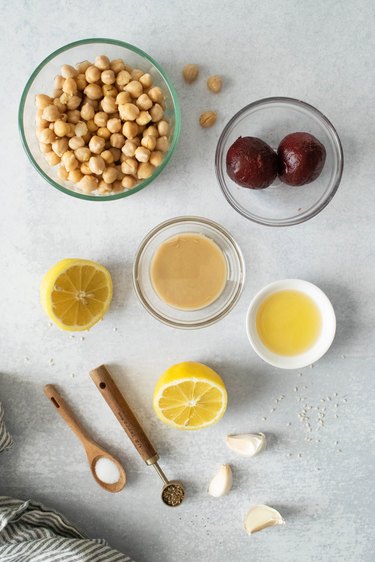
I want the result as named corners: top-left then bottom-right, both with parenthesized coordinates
top-left (18, 38), bottom-right (181, 201)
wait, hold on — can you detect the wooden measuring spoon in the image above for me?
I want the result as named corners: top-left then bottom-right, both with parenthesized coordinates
top-left (44, 384), bottom-right (126, 493)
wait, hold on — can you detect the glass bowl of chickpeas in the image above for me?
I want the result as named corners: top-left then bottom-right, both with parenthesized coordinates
top-left (19, 38), bottom-right (181, 200)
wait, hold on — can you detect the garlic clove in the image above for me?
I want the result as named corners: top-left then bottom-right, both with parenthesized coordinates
top-left (208, 464), bottom-right (233, 497)
top-left (244, 505), bottom-right (285, 534)
top-left (225, 433), bottom-right (266, 457)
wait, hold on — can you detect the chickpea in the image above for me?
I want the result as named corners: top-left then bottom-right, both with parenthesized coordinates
top-left (122, 139), bottom-right (138, 157)
top-left (124, 80), bottom-right (143, 98)
top-left (68, 169), bottom-right (83, 183)
top-left (67, 109), bottom-right (81, 124)
top-left (97, 180), bottom-right (113, 194)
top-left (122, 121), bottom-right (139, 139)
top-left (116, 70), bottom-right (131, 87)
top-left (136, 93), bottom-right (153, 111)
top-left (141, 135), bottom-right (156, 151)
top-left (39, 142), bottom-right (51, 154)
top-left (85, 65), bottom-right (101, 83)
top-left (83, 97), bottom-right (99, 110)
top-left (109, 147), bottom-right (121, 162)
top-left (42, 105), bottom-right (61, 122)
top-left (101, 149), bottom-right (114, 164)
top-left (95, 55), bottom-right (110, 70)
top-left (150, 103), bottom-right (164, 122)
top-left (101, 95), bottom-right (117, 113)
top-left (121, 158), bottom-right (138, 176)
top-left (116, 91), bottom-right (131, 105)
top-left (80, 162), bottom-right (91, 174)
top-left (53, 88), bottom-right (63, 98)
top-left (97, 127), bottom-right (111, 140)
top-left (137, 162), bottom-right (154, 179)
top-left (61, 64), bottom-right (77, 78)
top-left (53, 98), bottom-right (66, 113)
top-left (57, 166), bottom-right (69, 180)
top-left (94, 112), bottom-right (108, 127)
top-left (76, 60), bottom-right (91, 73)
top-left (107, 117), bottom-right (122, 133)
top-left (135, 146), bottom-right (151, 163)
top-left (75, 146), bottom-right (91, 162)
top-left (150, 150), bottom-right (164, 167)
top-left (157, 120), bottom-right (170, 136)
top-left (82, 133), bottom-right (91, 144)
top-left (139, 73), bottom-right (153, 88)
top-left (110, 133), bottom-right (125, 148)
top-left (148, 86), bottom-right (163, 103)
top-left (52, 137), bottom-right (68, 157)
top-left (144, 125), bottom-right (159, 138)
top-left (35, 94), bottom-right (52, 109)
top-left (38, 128), bottom-right (56, 144)
top-left (110, 58), bottom-right (125, 73)
top-left (68, 136), bottom-right (85, 150)
top-left (89, 135), bottom-right (106, 154)
top-left (102, 84), bottom-right (118, 97)
top-left (156, 136), bottom-right (169, 152)
top-left (61, 150), bottom-right (78, 171)
top-left (102, 166), bottom-right (118, 184)
top-left (66, 123), bottom-right (76, 138)
top-left (36, 111), bottom-right (49, 128)
top-left (119, 103), bottom-right (139, 121)
top-left (75, 121), bottom-right (88, 137)
top-left (67, 95), bottom-right (82, 110)
top-left (86, 119), bottom-right (98, 133)
top-left (112, 180), bottom-right (123, 192)
top-left (76, 74), bottom-right (87, 91)
top-left (101, 69), bottom-right (115, 85)
top-left (122, 175), bottom-right (137, 189)
top-left (63, 77), bottom-right (77, 95)
top-left (54, 75), bottom-right (65, 90)
top-left (78, 175), bottom-right (99, 193)
top-left (89, 155), bottom-right (105, 175)
top-left (81, 103), bottom-right (95, 121)
top-left (84, 83), bottom-right (103, 100)
top-left (136, 110), bottom-right (152, 126)
top-left (54, 120), bottom-right (69, 137)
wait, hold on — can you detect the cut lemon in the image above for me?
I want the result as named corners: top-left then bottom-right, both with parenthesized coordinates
top-left (41, 258), bottom-right (113, 331)
top-left (153, 362), bottom-right (228, 430)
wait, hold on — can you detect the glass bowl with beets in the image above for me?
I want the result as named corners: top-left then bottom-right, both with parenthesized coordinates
top-left (215, 97), bottom-right (343, 226)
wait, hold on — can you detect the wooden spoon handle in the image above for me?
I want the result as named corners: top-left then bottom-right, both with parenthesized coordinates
top-left (44, 384), bottom-right (91, 447)
top-left (90, 365), bottom-right (158, 464)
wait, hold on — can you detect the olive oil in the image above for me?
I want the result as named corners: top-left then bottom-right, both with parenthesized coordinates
top-left (256, 290), bottom-right (321, 356)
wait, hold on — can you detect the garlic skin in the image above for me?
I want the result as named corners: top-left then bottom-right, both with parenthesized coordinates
top-left (226, 433), bottom-right (266, 457)
top-left (208, 464), bottom-right (233, 497)
top-left (244, 505), bottom-right (285, 534)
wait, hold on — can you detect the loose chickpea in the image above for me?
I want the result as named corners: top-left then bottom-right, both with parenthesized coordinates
top-left (101, 95), bottom-right (117, 113)
top-left (110, 58), bottom-right (125, 73)
top-left (119, 103), bottom-right (139, 121)
top-left (124, 80), bottom-right (143, 98)
top-left (88, 135), bottom-right (106, 154)
top-left (109, 147), bottom-right (121, 162)
top-left (115, 165), bottom-right (124, 180)
top-left (156, 136), bottom-right (169, 152)
top-left (148, 86), bottom-right (163, 103)
top-left (75, 146), bottom-right (91, 162)
top-left (78, 175), bottom-right (99, 193)
top-left (74, 121), bottom-right (88, 137)
top-left (107, 117), bottom-right (122, 133)
top-left (68, 169), bottom-right (83, 183)
top-left (63, 77), bottom-right (77, 95)
top-left (122, 139), bottom-right (138, 157)
top-left (112, 180), bottom-right (123, 192)
top-left (83, 97), bottom-right (99, 109)
top-left (116, 91), bottom-right (131, 105)
top-left (66, 110), bottom-right (81, 124)
top-left (52, 137), bottom-right (68, 157)
top-left (76, 74), bottom-right (87, 91)
top-left (137, 162), bottom-right (154, 179)
top-left (53, 98), bottom-right (66, 113)
top-left (65, 123), bottom-right (76, 138)
top-left (88, 155), bottom-right (105, 175)
top-left (82, 133), bottom-right (91, 144)
top-left (122, 121), bottom-right (139, 139)
top-left (68, 136), bottom-right (85, 150)
top-left (139, 73), bottom-right (153, 88)
top-left (101, 150), bottom-right (114, 165)
top-left (116, 70), bottom-right (131, 87)
top-left (97, 180), bottom-right (113, 194)
top-left (42, 105), bottom-right (61, 122)
top-left (54, 75), bottom-right (65, 90)
top-left (80, 103), bottom-right (95, 121)
top-left (136, 110), bottom-right (152, 126)
top-left (67, 95), bottom-right (82, 110)
top-left (121, 158), bottom-right (138, 175)
top-left (84, 83), bottom-right (103, 100)
top-left (150, 103), bottom-right (164, 122)
top-left (102, 166), bottom-right (118, 184)
top-left (102, 84), bottom-right (118, 97)
top-left (35, 94), bottom-right (52, 109)
top-left (80, 162), bottom-right (91, 174)
top-left (131, 68), bottom-right (144, 80)
top-left (85, 65), bottom-right (101, 83)
top-left (136, 93), bottom-right (153, 111)
top-left (122, 175), bottom-right (137, 189)
top-left (57, 166), bottom-right (69, 180)
top-left (135, 146), bottom-right (151, 163)
top-left (76, 60), bottom-right (91, 74)
top-left (157, 120), bottom-right (170, 136)
top-left (38, 128), bottom-right (56, 144)
top-left (150, 150), bottom-right (164, 167)
top-left (61, 64), bottom-right (77, 78)
top-left (95, 55), bottom-right (110, 70)
top-left (97, 127), bottom-right (111, 140)
top-left (86, 119), bottom-right (98, 133)
top-left (144, 125), bottom-right (159, 138)
top-left (53, 88), bottom-right (63, 98)
top-left (94, 111), bottom-right (108, 127)
top-left (141, 135), bottom-right (156, 151)
top-left (110, 133), bottom-right (125, 148)
top-left (101, 69), bottom-right (115, 85)
top-left (39, 142), bottom-right (51, 154)
top-left (61, 151), bottom-right (78, 171)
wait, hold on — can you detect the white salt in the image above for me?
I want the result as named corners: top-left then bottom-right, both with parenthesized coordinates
top-left (95, 457), bottom-right (121, 485)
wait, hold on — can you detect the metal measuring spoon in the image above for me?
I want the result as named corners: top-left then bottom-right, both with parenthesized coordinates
top-left (44, 384), bottom-right (126, 493)
top-left (90, 365), bottom-right (185, 507)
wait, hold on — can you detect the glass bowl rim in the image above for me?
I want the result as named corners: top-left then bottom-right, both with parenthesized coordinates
top-left (215, 96), bottom-right (344, 227)
top-left (18, 37), bottom-right (181, 202)
top-left (132, 215), bottom-right (246, 329)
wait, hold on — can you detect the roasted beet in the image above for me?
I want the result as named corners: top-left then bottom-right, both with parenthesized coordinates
top-left (226, 136), bottom-right (278, 189)
top-left (278, 132), bottom-right (326, 186)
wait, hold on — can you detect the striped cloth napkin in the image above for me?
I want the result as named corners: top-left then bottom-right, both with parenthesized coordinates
top-left (0, 402), bottom-right (133, 562)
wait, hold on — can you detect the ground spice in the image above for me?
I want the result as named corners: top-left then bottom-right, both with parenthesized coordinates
top-left (162, 483), bottom-right (185, 507)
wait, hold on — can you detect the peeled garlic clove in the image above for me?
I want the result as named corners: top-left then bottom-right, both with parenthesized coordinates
top-left (244, 505), bottom-right (285, 534)
top-left (226, 433), bottom-right (266, 457)
top-left (208, 464), bottom-right (233, 497)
